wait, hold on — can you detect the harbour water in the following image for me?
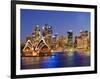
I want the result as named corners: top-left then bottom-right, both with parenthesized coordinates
top-left (21, 52), bottom-right (90, 69)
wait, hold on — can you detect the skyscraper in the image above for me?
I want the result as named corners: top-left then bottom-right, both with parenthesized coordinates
top-left (67, 30), bottom-right (73, 48)
top-left (42, 24), bottom-right (53, 47)
top-left (74, 30), bottom-right (90, 53)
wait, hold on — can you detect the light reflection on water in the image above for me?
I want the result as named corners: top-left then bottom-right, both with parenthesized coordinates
top-left (21, 52), bottom-right (90, 69)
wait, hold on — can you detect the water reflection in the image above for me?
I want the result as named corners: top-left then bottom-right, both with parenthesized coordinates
top-left (21, 52), bottom-right (90, 69)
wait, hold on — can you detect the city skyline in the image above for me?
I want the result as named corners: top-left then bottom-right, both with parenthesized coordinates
top-left (21, 9), bottom-right (90, 42)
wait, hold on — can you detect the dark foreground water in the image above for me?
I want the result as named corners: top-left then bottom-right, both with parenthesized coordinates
top-left (21, 52), bottom-right (90, 69)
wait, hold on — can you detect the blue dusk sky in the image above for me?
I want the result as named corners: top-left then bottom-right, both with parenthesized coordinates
top-left (21, 9), bottom-right (90, 42)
